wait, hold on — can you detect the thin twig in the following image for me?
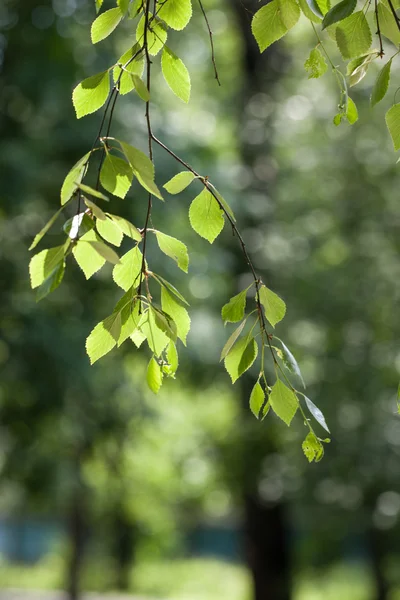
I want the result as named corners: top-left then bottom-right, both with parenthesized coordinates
top-left (374, 0), bottom-right (385, 57)
top-left (387, 0), bottom-right (400, 31)
top-left (197, 0), bottom-right (221, 86)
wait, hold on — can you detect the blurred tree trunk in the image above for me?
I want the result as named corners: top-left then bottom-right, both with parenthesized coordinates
top-left (66, 492), bottom-right (87, 600)
top-left (368, 523), bottom-right (389, 600)
top-left (229, 2), bottom-right (292, 599)
top-left (113, 509), bottom-right (136, 590)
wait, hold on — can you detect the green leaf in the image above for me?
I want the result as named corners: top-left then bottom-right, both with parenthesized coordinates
top-left (189, 188), bottom-right (224, 244)
top-left (72, 230), bottom-right (106, 279)
top-left (304, 47), bottom-right (328, 79)
top-left (86, 241), bottom-right (119, 264)
top-left (77, 183), bottom-right (109, 202)
top-left (118, 140), bottom-right (163, 200)
top-left (158, 0), bottom-right (192, 30)
top-left (220, 320), bottom-right (247, 361)
top-left (347, 51), bottom-right (377, 86)
top-left (95, 0), bottom-right (103, 14)
top-left (322, 0), bottom-right (356, 29)
top-left (333, 112), bottom-right (344, 126)
top-left (152, 307), bottom-right (178, 342)
top-left (269, 379), bottom-right (298, 426)
top-left (161, 287), bottom-right (191, 345)
top-left (113, 246), bottom-right (143, 291)
top-left (60, 152), bottom-right (91, 205)
top-left (377, 3), bottom-right (400, 46)
top-left (210, 186), bottom-right (236, 222)
top-left (151, 273), bottom-right (189, 305)
top-left (346, 97), bottom-right (358, 124)
top-left (97, 217), bottom-right (123, 246)
top-left (72, 71), bottom-right (110, 119)
top-left (166, 341), bottom-right (179, 376)
top-left (118, 299), bottom-right (141, 346)
top-left (298, 0), bottom-right (322, 23)
top-left (154, 231), bottom-right (189, 273)
top-left (107, 214), bottom-right (142, 242)
top-left (91, 7), bottom-right (122, 43)
top-left (305, 0), bottom-right (324, 18)
top-left (147, 357), bottom-right (163, 393)
top-left (164, 171), bottom-right (196, 194)
top-left (113, 43), bottom-right (145, 95)
top-left (304, 396), bottom-right (330, 433)
top-left (302, 432), bottom-right (324, 462)
top-left (259, 285), bottom-right (286, 327)
top-left (252, 1), bottom-right (288, 53)
top-left (29, 243), bottom-right (69, 289)
top-left (117, 0), bottom-right (130, 14)
top-left (30, 204), bottom-right (70, 251)
top-left (161, 46), bottom-right (191, 103)
top-left (63, 213), bottom-right (94, 239)
top-left (86, 311), bottom-right (122, 364)
top-left (136, 13), bottom-right (168, 56)
top-left (224, 336), bottom-right (258, 383)
top-left (141, 309), bottom-right (170, 357)
top-left (131, 74), bottom-right (150, 101)
top-left (250, 380), bottom-right (269, 420)
top-left (278, 0), bottom-right (301, 28)
top-left (36, 261), bottom-right (65, 302)
top-left (100, 153), bottom-right (134, 199)
top-left (84, 198), bottom-right (107, 220)
top-left (278, 340), bottom-right (305, 387)
top-left (386, 103), bottom-right (400, 150)
top-left (336, 12), bottom-right (372, 60)
top-left (221, 288), bottom-right (248, 324)
top-left (371, 58), bottom-right (392, 107)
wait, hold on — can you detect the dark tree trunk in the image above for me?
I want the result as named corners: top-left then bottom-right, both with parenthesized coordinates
top-left (114, 511), bottom-right (136, 591)
top-left (66, 492), bottom-right (87, 600)
top-left (228, 2), bottom-right (292, 599)
top-left (368, 524), bottom-right (389, 600)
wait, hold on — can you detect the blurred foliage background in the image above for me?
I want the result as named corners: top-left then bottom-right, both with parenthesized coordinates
top-left (1, 0), bottom-right (400, 599)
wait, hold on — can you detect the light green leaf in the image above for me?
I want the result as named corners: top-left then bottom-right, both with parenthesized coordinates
top-left (161, 287), bottom-right (191, 345)
top-left (302, 432), bottom-right (324, 462)
top-left (84, 198), bottom-right (107, 220)
top-left (221, 289), bottom-right (248, 324)
top-left (136, 13), bottom-right (168, 55)
top-left (97, 217), bottom-right (123, 247)
top-left (278, 0), bottom-right (301, 28)
top-left (386, 103), bottom-right (400, 150)
top-left (164, 171), bottom-right (196, 194)
top-left (131, 74), bottom-right (150, 101)
top-left (304, 47), bottom-right (327, 79)
top-left (113, 246), bottom-right (143, 291)
top-left (224, 336), bottom-right (258, 383)
top-left (371, 58), bottom-right (392, 107)
top-left (189, 188), bottom-right (224, 244)
top-left (250, 380), bottom-right (269, 420)
top-left (118, 299), bottom-right (141, 346)
top-left (86, 241), bottom-right (119, 264)
top-left (91, 7), bottom-right (122, 44)
top-left (100, 153), bottom-right (134, 199)
top-left (166, 341), bottom-right (179, 376)
top-left (346, 97), bottom-right (358, 124)
top-left (305, 0), bottom-right (324, 18)
top-left (252, 1), bottom-right (288, 53)
top-left (141, 309), bottom-right (170, 357)
top-left (60, 152), bottom-right (91, 205)
top-left (377, 3), bottom-right (400, 46)
top-left (278, 339), bottom-right (305, 387)
top-left (118, 140), bottom-right (163, 200)
top-left (107, 214), bottom-right (142, 242)
top-left (269, 379), bottom-right (298, 426)
top-left (158, 0), bottom-right (192, 30)
top-left (322, 0), bottom-right (356, 29)
top-left (220, 320), bottom-right (247, 361)
top-left (298, 0), bottom-right (322, 23)
top-left (117, 0), bottom-right (130, 14)
top-left (63, 213), bottom-right (94, 239)
top-left (77, 183), bottom-right (109, 202)
top-left (72, 230), bottom-right (106, 279)
top-left (153, 307), bottom-right (178, 342)
top-left (161, 46), bottom-right (191, 103)
top-left (72, 71), bottom-right (110, 119)
top-left (147, 357), bottom-right (163, 393)
top-left (155, 231), bottom-right (189, 273)
top-left (304, 395), bottom-right (330, 433)
top-left (259, 285), bottom-right (286, 327)
top-left (347, 51), bottom-right (378, 86)
top-left (113, 43), bottom-right (145, 95)
top-left (29, 243), bottom-right (69, 289)
top-left (30, 204), bottom-right (70, 251)
top-left (336, 12), bottom-right (372, 60)
top-left (333, 112), bottom-right (344, 126)
top-left (36, 261), bottom-right (65, 302)
top-left (151, 273), bottom-right (189, 305)
top-left (131, 328), bottom-right (146, 348)
top-left (95, 0), bottom-right (103, 14)
top-left (86, 311), bottom-right (122, 364)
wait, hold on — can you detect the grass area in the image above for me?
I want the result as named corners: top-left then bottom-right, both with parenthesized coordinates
top-left (0, 556), bottom-right (390, 600)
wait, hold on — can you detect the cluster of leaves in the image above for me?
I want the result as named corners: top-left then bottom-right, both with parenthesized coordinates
top-left (252, 0), bottom-right (400, 143)
top-left (28, 0), bottom-right (331, 461)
